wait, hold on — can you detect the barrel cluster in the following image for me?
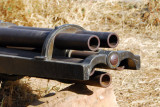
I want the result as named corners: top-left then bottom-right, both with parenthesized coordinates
top-left (0, 24), bottom-right (120, 88)
top-left (0, 25), bottom-right (119, 58)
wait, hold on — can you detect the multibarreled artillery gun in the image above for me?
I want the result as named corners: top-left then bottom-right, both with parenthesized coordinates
top-left (0, 21), bottom-right (140, 88)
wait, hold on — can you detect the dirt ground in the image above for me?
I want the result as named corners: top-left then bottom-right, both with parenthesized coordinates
top-left (0, 0), bottom-right (160, 106)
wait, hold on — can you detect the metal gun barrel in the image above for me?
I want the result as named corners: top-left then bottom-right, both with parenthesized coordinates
top-left (53, 57), bottom-right (83, 63)
top-left (55, 33), bottom-right (100, 51)
top-left (9, 26), bottom-right (119, 48)
top-left (77, 31), bottom-right (119, 48)
top-left (89, 71), bottom-right (111, 88)
top-left (67, 50), bottom-right (97, 59)
top-left (0, 28), bottom-right (100, 51)
top-left (58, 71), bottom-right (111, 88)
top-left (0, 28), bottom-right (50, 47)
top-left (9, 25), bottom-right (53, 31)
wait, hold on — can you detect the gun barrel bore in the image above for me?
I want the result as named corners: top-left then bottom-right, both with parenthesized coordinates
top-left (0, 28), bottom-right (50, 47)
top-left (67, 50), bottom-right (97, 59)
top-left (77, 31), bottom-right (119, 48)
top-left (99, 73), bottom-right (111, 88)
top-left (55, 33), bottom-right (100, 51)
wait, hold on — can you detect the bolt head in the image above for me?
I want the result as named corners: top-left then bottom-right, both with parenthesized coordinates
top-left (110, 54), bottom-right (119, 65)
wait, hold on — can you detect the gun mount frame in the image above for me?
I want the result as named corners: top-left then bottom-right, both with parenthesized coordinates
top-left (0, 23), bottom-right (140, 87)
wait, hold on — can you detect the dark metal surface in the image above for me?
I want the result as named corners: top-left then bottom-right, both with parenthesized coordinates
top-left (58, 71), bottom-right (112, 88)
top-left (0, 51), bottom-right (111, 80)
top-left (0, 73), bottom-right (23, 81)
top-left (41, 24), bottom-right (85, 60)
top-left (99, 50), bottom-right (140, 70)
top-left (0, 50), bottom-right (140, 81)
top-left (52, 57), bottom-right (83, 63)
top-left (0, 54), bottom-right (89, 80)
top-left (66, 50), bottom-right (140, 70)
top-left (0, 47), bottom-right (40, 58)
top-left (9, 25), bottom-right (53, 31)
top-left (67, 50), bottom-right (97, 59)
top-left (0, 27), bottom-right (50, 47)
top-left (77, 31), bottom-right (119, 48)
top-left (55, 33), bottom-right (100, 51)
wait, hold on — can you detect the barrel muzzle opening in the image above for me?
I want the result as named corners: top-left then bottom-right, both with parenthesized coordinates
top-left (88, 35), bottom-right (100, 51)
top-left (107, 33), bottom-right (119, 48)
top-left (100, 73), bottom-right (111, 88)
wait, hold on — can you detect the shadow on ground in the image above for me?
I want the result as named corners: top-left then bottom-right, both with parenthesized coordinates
top-left (30, 83), bottom-right (93, 106)
top-left (61, 84), bottom-right (93, 95)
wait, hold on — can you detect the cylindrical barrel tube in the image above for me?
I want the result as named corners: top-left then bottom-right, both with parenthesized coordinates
top-left (54, 33), bottom-right (100, 51)
top-left (0, 28), bottom-right (50, 47)
top-left (58, 71), bottom-right (111, 88)
top-left (88, 71), bottom-right (111, 88)
top-left (77, 31), bottom-right (119, 48)
top-left (53, 57), bottom-right (83, 63)
top-left (67, 50), bottom-right (97, 59)
top-left (9, 26), bottom-right (53, 32)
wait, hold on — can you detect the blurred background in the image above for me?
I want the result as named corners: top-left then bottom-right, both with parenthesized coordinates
top-left (0, 0), bottom-right (159, 106)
